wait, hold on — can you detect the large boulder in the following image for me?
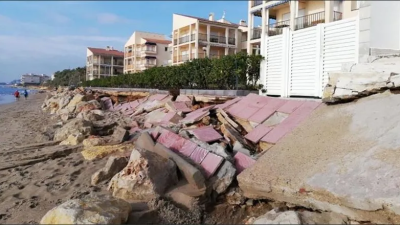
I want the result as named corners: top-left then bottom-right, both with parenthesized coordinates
top-left (53, 119), bottom-right (93, 142)
top-left (108, 148), bottom-right (178, 202)
top-left (40, 194), bottom-right (131, 224)
top-left (59, 133), bottom-right (84, 145)
top-left (58, 94), bottom-right (73, 110)
top-left (66, 94), bottom-right (85, 108)
top-left (75, 100), bottom-right (102, 113)
top-left (77, 110), bottom-right (104, 121)
top-left (91, 156), bottom-right (128, 185)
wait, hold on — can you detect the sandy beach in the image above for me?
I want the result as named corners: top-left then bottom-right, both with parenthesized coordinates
top-left (0, 93), bottom-right (110, 223)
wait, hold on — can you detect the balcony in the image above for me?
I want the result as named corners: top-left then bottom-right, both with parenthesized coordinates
top-left (252, 0), bottom-right (263, 7)
top-left (210, 54), bottom-right (221, 59)
top-left (210, 35), bottom-right (227, 44)
top-left (178, 55), bottom-right (190, 62)
top-left (126, 52), bottom-right (133, 57)
top-left (199, 33), bottom-right (207, 42)
top-left (173, 39), bottom-right (177, 45)
top-left (126, 65), bottom-right (133, 70)
top-left (179, 35), bottom-right (190, 44)
top-left (251, 28), bottom-right (261, 40)
top-left (268, 20), bottom-right (290, 36)
top-left (141, 48), bottom-right (157, 54)
top-left (113, 61), bottom-right (124, 66)
top-left (228, 37), bottom-right (235, 45)
top-left (295, 11), bottom-right (325, 30)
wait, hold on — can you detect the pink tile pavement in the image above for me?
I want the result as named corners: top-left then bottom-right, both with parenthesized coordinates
top-left (173, 102), bottom-right (192, 113)
top-left (157, 130), bottom-right (183, 150)
top-left (234, 152), bottom-right (256, 174)
top-left (277, 100), bottom-right (305, 114)
top-left (101, 97), bottom-right (114, 110)
top-left (175, 95), bottom-right (192, 102)
top-left (200, 153), bottom-right (224, 178)
top-left (244, 124), bottom-right (273, 143)
top-left (261, 101), bottom-right (321, 144)
top-left (180, 105), bottom-right (214, 124)
top-left (148, 94), bottom-right (168, 101)
top-left (189, 146), bottom-right (209, 164)
top-left (191, 126), bottom-right (223, 143)
top-left (179, 140), bottom-right (198, 157)
top-left (215, 97), bottom-right (242, 110)
top-left (248, 108), bottom-right (276, 124)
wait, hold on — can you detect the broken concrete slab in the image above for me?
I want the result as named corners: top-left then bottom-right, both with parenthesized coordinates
top-left (135, 132), bottom-right (155, 152)
top-left (208, 160), bottom-right (236, 194)
top-left (111, 127), bottom-right (129, 143)
top-left (165, 101), bottom-right (192, 114)
top-left (189, 126), bottom-right (223, 143)
top-left (153, 143), bottom-right (205, 189)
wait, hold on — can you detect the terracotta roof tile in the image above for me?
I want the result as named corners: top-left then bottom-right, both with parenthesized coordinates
top-left (143, 38), bottom-right (172, 45)
top-left (175, 13), bottom-right (240, 28)
top-left (88, 47), bottom-right (124, 57)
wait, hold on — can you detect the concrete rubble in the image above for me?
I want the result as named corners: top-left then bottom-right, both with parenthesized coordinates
top-left (39, 86), bottom-right (339, 224)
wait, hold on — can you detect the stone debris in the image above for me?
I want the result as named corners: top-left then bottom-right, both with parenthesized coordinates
top-left (251, 209), bottom-right (301, 224)
top-left (39, 88), bottom-right (328, 224)
top-left (40, 194), bottom-right (131, 224)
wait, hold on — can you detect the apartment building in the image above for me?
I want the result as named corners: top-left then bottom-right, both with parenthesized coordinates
top-left (124, 31), bottom-right (171, 74)
top-left (171, 13), bottom-right (247, 65)
top-left (21, 74), bottom-right (50, 85)
top-left (86, 47), bottom-right (124, 81)
top-left (247, 0), bottom-right (358, 54)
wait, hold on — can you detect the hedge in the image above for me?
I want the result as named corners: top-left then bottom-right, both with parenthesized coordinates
top-left (82, 52), bottom-right (264, 90)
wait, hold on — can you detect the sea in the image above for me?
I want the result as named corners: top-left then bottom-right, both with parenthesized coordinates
top-left (0, 85), bottom-right (35, 105)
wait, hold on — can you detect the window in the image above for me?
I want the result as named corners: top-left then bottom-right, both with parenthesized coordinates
top-left (165, 47), bottom-right (168, 51)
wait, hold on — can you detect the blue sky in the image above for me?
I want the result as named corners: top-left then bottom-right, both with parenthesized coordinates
top-left (0, 1), bottom-right (248, 82)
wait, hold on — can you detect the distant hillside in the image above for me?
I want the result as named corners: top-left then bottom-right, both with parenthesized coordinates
top-left (9, 79), bottom-right (21, 85)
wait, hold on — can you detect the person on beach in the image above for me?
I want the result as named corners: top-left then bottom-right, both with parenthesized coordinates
top-left (14, 90), bottom-right (20, 100)
top-left (23, 90), bottom-right (28, 99)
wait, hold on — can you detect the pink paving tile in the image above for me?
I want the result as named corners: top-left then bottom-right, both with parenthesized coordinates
top-left (129, 126), bottom-right (141, 134)
top-left (174, 102), bottom-right (192, 113)
top-left (120, 102), bottom-right (131, 111)
top-left (244, 124), bottom-right (273, 143)
top-left (179, 140), bottom-right (198, 157)
top-left (148, 94), bottom-right (168, 101)
top-left (261, 101), bottom-right (321, 144)
top-left (230, 104), bottom-right (260, 121)
top-left (200, 153), bottom-right (224, 178)
top-left (175, 95), bottom-right (192, 102)
top-left (180, 106), bottom-right (214, 124)
top-left (234, 152), bottom-right (256, 174)
top-left (189, 146), bottom-right (209, 164)
top-left (161, 112), bottom-right (177, 123)
top-left (215, 97), bottom-right (241, 110)
top-left (248, 98), bottom-right (288, 123)
top-left (129, 100), bottom-right (141, 110)
top-left (157, 130), bottom-right (183, 150)
top-left (277, 100), bottom-right (305, 114)
top-left (114, 104), bottom-right (123, 111)
top-left (191, 126), bottom-right (223, 143)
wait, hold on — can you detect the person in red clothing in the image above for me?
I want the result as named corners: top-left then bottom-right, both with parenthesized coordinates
top-left (14, 90), bottom-right (20, 100)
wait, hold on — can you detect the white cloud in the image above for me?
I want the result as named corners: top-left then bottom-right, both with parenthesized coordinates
top-left (47, 12), bottom-right (70, 24)
top-left (96, 13), bottom-right (135, 25)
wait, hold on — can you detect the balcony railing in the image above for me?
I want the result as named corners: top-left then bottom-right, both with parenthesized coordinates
top-left (209, 54), bottom-right (221, 59)
top-left (210, 35), bottom-right (227, 44)
top-left (268, 19), bottom-right (290, 36)
top-left (113, 61), bottom-right (124, 66)
top-left (191, 34), bottom-right (195, 42)
top-left (178, 55), bottom-right (190, 62)
top-left (228, 37), bottom-right (235, 45)
top-left (141, 48), bottom-right (157, 54)
top-left (173, 39), bottom-right (177, 45)
top-left (199, 33), bottom-right (207, 42)
top-left (251, 28), bottom-right (261, 40)
top-left (126, 52), bottom-right (133, 57)
top-left (333, 11), bottom-right (343, 21)
top-left (252, 0), bottom-right (263, 7)
top-left (179, 35), bottom-right (190, 44)
top-left (295, 11), bottom-right (325, 30)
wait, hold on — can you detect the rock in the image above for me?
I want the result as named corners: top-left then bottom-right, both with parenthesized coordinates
top-left (233, 142), bottom-right (252, 156)
top-left (58, 94), bottom-right (72, 110)
top-left (111, 127), bottom-right (129, 143)
top-left (208, 160), bottom-right (236, 194)
top-left (83, 137), bottom-right (106, 147)
top-left (153, 143), bottom-right (205, 189)
top-left (91, 109), bottom-right (104, 117)
top-left (54, 119), bottom-right (93, 142)
top-left (60, 113), bottom-right (72, 122)
top-left (165, 186), bottom-right (199, 210)
top-left (252, 209), bottom-right (301, 224)
top-left (299, 211), bottom-right (349, 224)
top-left (81, 143), bottom-right (134, 161)
top-left (91, 156), bottom-right (128, 185)
top-left (135, 132), bottom-right (155, 152)
top-left (66, 94), bottom-right (85, 108)
top-left (202, 116), bottom-right (211, 125)
top-left (77, 110), bottom-right (103, 121)
top-left (40, 194), bottom-right (131, 224)
top-left (76, 100), bottom-right (102, 113)
top-left (226, 187), bottom-right (246, 205)
top-left (59, 133), bottom-right (84, 145)
top-left (108, 148), bottom-right (178, 201)
top-left (246, 199), bottom-right (254, 206)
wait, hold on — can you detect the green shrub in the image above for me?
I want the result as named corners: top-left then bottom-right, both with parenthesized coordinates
top-left (81, 52), bottom-right (264, 90)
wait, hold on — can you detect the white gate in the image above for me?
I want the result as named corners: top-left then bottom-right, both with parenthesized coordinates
top-left (261, 17), bottom-right (358, 98)
top-left (265, 34), bottom-right (285, 96)
top-left (321, 19), bottom-right (358, 94)
top-left (288, 26), bottom-right (320, 97)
